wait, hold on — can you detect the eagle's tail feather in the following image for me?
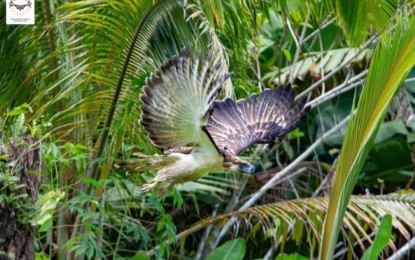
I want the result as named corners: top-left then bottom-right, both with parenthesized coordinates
top-left (115, 155), bottom-right (178, 174)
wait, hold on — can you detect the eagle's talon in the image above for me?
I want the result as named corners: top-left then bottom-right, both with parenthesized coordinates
top-left (140, 181), bottom-right (159, 193)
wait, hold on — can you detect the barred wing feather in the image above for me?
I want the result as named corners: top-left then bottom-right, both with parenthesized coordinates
top-left (206, 85), bottom-right (309, 155)
top-left (140, 50), bottom-right (231, 148)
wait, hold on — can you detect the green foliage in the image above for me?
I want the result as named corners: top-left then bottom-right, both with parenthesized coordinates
top-left (31, 190), bottom-right (65, 232)
top-left (334, 0), bottom-right (397, 45)
top-left (0, 167), bottom-right (33, 224)
top-left (156, 214), bottom-right (177, 256)
top-left (207, 238), bottom-right (246, 260)
top-left (1, 104), bottom-right (31, 138)
top-left (66, 233), bottom-right (104, 259)
top-left (361, 214), bottom-right (392, 260)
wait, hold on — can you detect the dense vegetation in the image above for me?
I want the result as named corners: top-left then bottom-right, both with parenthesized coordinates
top-left (1, 0), bottom-right (415, 259)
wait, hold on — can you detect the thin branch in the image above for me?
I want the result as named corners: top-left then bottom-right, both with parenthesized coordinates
top-left (195, 203), bottom-right (219, 260)
top-left (295, 34), bottom-right (378, 102)
top-left (250, 47), bottom-right (265, 91)
top-left (272, 167), bottom-right (308, 187)
top-left (289, 10), bottom-right (310, 83)
top-left (387, 236), bottom-right (415, 260)
top-left (286, 17), bottom-right (300, 49)
top-left (245, 115), bottom-right (350, 209)
top-left (308, 72), bottom-right (414, 109)
top-left (303, 17), bottom-right (336, 43)
top-left (206, 174), bottom-right (250, 255)
top-left (308, 70), bottom-right (368, 108)
top-left (263, 246), bottom-right (275, 259)
top-left (312, 157), bottom-right (338, 197)
top-left (333, 231), bottom-right (376, 259)
top-left (405, 77), bottom-right (415, 83)
top-left (318, 31), bottom-right (327, 94)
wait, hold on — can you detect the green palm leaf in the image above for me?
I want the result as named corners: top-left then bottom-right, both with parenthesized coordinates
top-left (320, 15), bottom-right (415, 260)
top-left (332, 0), bottom-right (397, 45)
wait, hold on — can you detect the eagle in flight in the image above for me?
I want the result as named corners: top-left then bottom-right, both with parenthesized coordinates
top-left (118, 50), bottom-right (309, 193)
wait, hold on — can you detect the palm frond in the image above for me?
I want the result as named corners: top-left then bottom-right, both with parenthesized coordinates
top-left (151, 193), bottom-right (415, 258)
top-left (321, 14), bottom-right (415, 260)
top-left (333, 0), bottom-right (397, 45)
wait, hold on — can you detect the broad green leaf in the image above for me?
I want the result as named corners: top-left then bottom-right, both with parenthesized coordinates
top-left (35, 252), bottom-right (49, 260)
top-left (320, 15), bottom-right (415, 260)
top-left (38, 218), bottom-right (53, 233)
top-left (361, 139), bottom-right (413, 185)
top-left (207, 238), bottom-right (246, 260)
top-left (132, 251), bottom-right (149, 260)
top-left (374, 121), bottom-right (408, 143)
top-left (361, 215), bottom-right (392, 260)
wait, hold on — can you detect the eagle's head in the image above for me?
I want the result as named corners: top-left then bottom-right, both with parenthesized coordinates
top-left (224, 159), bottom-right (255, 174)
top-left (237, 161), bottom-right (256, 174)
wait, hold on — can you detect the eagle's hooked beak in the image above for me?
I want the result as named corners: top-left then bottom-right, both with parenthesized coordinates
top-left (238, 162), bottom-right (255, 174)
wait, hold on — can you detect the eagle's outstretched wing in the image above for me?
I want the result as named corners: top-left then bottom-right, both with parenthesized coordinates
top-left (205, 84), bottom-right (309, 155)
top-left (140, 50), bottom-right (231, 148)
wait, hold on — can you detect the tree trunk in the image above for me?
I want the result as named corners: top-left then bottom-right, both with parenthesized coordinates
top-left (0, 136), bottom-right (41, 260)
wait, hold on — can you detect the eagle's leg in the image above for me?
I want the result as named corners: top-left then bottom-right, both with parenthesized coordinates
top-left (140, 180), bottom-right (176, 195)
top-left (140, 181), bottom-right (159, 193)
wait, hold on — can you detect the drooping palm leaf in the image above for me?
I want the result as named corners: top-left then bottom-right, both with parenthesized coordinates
top-left (266, 48), bottom-right (372, 85)
top-left (320, 15), bottom-right (415, 260)
top-left (148, 193), bottom-right (415, 258)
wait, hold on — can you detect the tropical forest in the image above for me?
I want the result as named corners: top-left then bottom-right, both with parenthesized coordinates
top-left (2, 0), bottom-right (415, 259)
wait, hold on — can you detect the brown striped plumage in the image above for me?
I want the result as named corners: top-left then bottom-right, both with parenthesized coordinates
top-left (119, 50), bottom-right (309, 193)
top-left (140, 50), bottom-right (231, 149)
top-left (206, 85), bottom-right (309, 156)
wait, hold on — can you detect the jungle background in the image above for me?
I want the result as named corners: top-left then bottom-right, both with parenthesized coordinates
top-left (1, 0), bottom-right (415, 259)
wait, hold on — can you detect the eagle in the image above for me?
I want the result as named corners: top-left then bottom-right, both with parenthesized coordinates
top-left (118, 50), bottom-right (309, 193)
